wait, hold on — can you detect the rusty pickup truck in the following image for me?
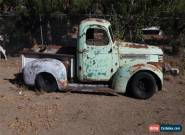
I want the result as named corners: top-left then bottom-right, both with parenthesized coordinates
top-left (21, 18), bottom-right (163, 99)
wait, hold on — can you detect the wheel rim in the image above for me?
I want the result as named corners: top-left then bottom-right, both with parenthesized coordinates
top-left (137, 78), bottom-right (152, 93)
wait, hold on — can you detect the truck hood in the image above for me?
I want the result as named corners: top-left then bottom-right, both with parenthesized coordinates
top-left (116, 41), bottom-right (163, 55)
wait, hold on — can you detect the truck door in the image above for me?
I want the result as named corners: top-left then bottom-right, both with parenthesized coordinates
top-left (81, 25), bottom-right (113, 81)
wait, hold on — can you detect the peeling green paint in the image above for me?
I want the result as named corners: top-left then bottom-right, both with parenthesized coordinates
top-left (76, 18), bottom-right (163, 93)
top-left (87, 73), bottom-right (93, 77)
top-left (22, 18), bottom-right (164, 97)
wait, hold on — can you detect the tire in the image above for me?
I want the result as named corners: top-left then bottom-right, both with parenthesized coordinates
top-left (130, 72), bottom-right (156, 99)
top-left (35, 73), bottom-right (58, 92)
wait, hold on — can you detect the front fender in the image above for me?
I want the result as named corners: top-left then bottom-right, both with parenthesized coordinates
top-left (112, 64), bottom-right (163, 93)
top-left (23, 58), bottom-right (67, 89)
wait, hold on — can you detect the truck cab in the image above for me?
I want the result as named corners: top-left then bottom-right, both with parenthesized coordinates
top-left (77, 18), bottom-right (117, 81)
top-left (22, 18), bottom-right (163, 99)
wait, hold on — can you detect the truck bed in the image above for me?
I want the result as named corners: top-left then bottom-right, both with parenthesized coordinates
top-left (21, 52), bottom-right (74, 61)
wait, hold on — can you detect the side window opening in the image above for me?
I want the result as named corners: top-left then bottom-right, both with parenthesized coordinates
top-left (86, 28), bottom-right (109, 46)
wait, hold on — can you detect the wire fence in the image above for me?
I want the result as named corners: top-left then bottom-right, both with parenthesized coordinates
top-left (0, 13), bottom-right (185, 55)
top-left (0, 13), bottom-right (114, 54)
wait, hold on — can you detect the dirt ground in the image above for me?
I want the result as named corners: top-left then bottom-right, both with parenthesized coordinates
top-left (0, 57), bottom-right (184, 135)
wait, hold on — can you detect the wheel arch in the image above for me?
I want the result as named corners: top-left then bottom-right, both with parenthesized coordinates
top-left (126, 70), bottom-right (162, 93)
top-left (112, 64), bottom-right (163, 93)
top-left (35, 72), bottom-right (58, 87)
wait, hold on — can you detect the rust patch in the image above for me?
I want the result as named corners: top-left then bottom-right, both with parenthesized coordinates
top-left (147, 62), bottom-right (163, 69)
top-left (143, 35), bottom-right (173, 40)
top-left (132, 63), bottom-right (161, 73)
top-left (132, 64), bottom-right (145, 68)
top-left (147, 63), bottom-right (162, 72)
top-left (125, 44), bottom-right (148, 49)
top-left (58, 80), bottom-right (68, 88)
top-left (131, 64), bottom-right (145, 74)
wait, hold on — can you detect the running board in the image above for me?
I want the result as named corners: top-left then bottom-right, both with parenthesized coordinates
top-left (65, 83), bottom-right (117, 96)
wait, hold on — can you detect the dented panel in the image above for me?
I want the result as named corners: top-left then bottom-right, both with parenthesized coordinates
top-left (112, 63), bottom-right (163, 93)
top-left (22, 18), bottom-right (163, 95)
top-left (23, 58), bottom-right (67, 90)
top-left (77, 21), bottom-right (114, 81)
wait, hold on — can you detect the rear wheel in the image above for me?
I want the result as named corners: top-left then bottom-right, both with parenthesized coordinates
top-left (130, 72), bottom-right (156, 99)
top-left (35, 73), bottom-right (58, 92)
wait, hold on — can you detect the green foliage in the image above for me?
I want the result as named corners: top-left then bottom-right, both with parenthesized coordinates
top-left (175, 0), bottom-right (185, 12)
top-left (72, 0), bottom-right (93, 13)
top-left (0, 0), bottom-right (185, 53)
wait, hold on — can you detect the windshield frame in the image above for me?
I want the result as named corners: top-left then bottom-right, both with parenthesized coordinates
top-left (108, 26), bottom-right (115, 43)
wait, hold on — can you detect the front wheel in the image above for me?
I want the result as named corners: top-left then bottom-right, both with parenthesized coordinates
top-left (35, 73), bottom-right (58, 92)
top-left (130, 72), bottom-right (157, 99)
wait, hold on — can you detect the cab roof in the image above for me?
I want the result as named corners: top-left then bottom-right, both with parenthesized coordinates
top-left (80, 18), bottom-right (111, 27)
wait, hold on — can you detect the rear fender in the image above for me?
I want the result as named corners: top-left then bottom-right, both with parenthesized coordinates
top-left (23, 58), bottom-right (67, 90)
top-left (112, 64), bottom-right (163, 93)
